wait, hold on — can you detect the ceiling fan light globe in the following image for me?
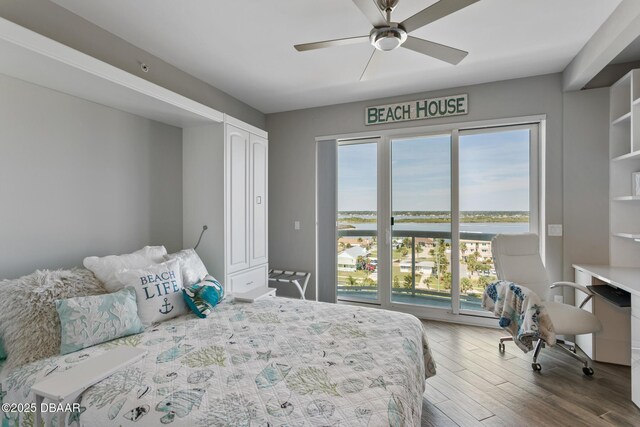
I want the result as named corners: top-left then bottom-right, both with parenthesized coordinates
top-left (370, 26), bottom-right (407, 52)
top-left (376, 36), bottom-right (401, 51)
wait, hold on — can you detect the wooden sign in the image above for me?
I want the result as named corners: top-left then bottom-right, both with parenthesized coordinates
top-left (365, 94), bottom-right (468, 126)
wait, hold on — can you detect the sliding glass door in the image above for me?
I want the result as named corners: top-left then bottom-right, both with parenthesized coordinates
top-left (335, 122), bottom-right (539, 317)
top-left (457, 126), bottom-right (537, 312)
top-left (391, 134), bottom-right (452, 308)
top-left (336, 140), bottom-right (379, 303)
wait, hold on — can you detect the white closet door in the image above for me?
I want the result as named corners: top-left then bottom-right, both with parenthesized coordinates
top-left (226, 125), bottom-right (250, 273)
top-left (250, 133), bottom-right (268, 266)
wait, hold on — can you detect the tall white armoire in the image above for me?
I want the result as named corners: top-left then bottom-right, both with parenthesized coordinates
top-left (183, 115), bottom-right (268, 294)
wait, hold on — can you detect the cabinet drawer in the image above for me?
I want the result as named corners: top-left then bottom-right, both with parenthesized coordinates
top-left (228, 265), bottom-right (267, 294)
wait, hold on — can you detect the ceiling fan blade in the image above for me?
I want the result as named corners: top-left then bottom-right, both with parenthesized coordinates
top-left (402, 36), bottom-right (468, 65)
top-left (360, 49), bottom-right (384, 81)
top-left (295, 35), bottom-right (369, 52)
top-left (352, 0), bottom-right (387, 27)
top-left (401, 0), bottom-right (480, 33)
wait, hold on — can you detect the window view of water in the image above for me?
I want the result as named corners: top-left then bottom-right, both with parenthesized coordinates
top-left (337, 127), bottom-right (533, 312)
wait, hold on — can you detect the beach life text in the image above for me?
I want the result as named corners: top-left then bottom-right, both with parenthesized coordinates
top-left (365, 94), bottom-right (468, 125)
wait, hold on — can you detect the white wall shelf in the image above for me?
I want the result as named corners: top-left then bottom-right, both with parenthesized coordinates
top-left (0, 17), bottom-right (223, 128)
top-left (610, 69), bottom-right (640, 261)
top-left (612, 111), bottom-right (632, 125)
top-left (613, 232), bottom-right (640, 240)
top-left (612, 151), bottom-right (640, 162)
top-left (613, 196), bottom-right (640, 201)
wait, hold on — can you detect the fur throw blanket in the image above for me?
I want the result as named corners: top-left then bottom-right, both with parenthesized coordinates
top-left (0, 269), bottom-right (106, 371)
top-left (482, 280), bottom-right (556, 352)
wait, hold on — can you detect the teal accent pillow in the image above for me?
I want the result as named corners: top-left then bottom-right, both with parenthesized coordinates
top-left (56, 287), bottom-right (144, 354)
top-left (183, 275), bottom-right (225, 318)
top-left (0, 335), bottom-right (6, 361)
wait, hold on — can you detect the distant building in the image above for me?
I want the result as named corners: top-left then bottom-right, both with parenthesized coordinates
top-left (337, 245), bottom-right (368, 272)
top-left (461, 239), bottom-right (492, 260)
top-left (399, 260), bottom-right (435, 275)
top-left (338, 236), bottom-right (374, 247)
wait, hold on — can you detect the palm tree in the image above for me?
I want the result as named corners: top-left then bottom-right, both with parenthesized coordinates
top-left (461, 277), bottom-right (473, 293)
top-left (346, 275), bottom-right (357, 286)
top-left (403, 275), bottom-right (413, 289)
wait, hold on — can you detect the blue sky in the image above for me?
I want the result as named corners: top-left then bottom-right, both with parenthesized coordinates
top-left (338, 129), bottom-right (530, 212)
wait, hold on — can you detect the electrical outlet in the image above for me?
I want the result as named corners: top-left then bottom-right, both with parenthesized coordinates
top-left (553, 295), bottom-right (564, 304)
top-left (548, 224), bottom-right (563, 237)
top-left (294, 221), bottom-right (300, 230)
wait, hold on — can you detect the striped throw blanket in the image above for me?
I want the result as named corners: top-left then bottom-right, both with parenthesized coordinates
top-left (482, 280), bottom-right (556, 352)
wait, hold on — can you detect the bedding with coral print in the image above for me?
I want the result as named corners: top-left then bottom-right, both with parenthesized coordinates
top-left (1, 297), bottom-right (435, 427)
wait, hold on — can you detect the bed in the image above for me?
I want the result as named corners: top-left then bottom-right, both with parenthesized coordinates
top-left (1, 297), bottom-right (436, 427)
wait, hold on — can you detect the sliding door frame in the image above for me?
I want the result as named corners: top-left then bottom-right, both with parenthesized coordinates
top-left (335, 137), bottom-right (383, 305)
top-left (322, 114), bottom-right (546, 326)
top-left (456, 123), bottom-right (540, 317)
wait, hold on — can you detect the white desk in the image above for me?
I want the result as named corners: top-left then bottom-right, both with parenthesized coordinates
top-left (573, 264), bottom-right (640, 408)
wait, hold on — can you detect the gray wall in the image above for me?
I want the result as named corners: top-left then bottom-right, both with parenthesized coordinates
top-left (0, 0), bottom-right (265, 130)
top-left (0, 73), bottom-right (183, 280)
top-left (562, 88), bottom-right (610, 282)
top-left (267, 74), bottom-right (578, 301)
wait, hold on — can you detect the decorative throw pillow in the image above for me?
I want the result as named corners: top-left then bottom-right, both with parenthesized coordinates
top-left (183, 275), bottom-right (225, 318)
top-left (164, 249), bottom-right (208, 286)
top-left (83, 246), bottom-right (167, 292)
top-left (116, 259), bottom-right (188, 326)
top-left (0, 269), bottom-right (106, 370)
top-left (56, 287), bottom-right (144, 354)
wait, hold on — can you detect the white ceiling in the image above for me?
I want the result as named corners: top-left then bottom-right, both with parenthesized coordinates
top-left (52, 0), bottom-right (621, 114)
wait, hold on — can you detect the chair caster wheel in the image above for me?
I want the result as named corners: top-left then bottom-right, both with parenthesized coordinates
top-left (582, 367), bottom-right (594, 376)
top-left (498, 342), bottom-right (505, 353)
top-left (531, 363), bottom-right (542, 372)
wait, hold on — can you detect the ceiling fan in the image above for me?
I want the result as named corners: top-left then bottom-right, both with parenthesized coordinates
top-left (294, 0), bottom-right (479, 80)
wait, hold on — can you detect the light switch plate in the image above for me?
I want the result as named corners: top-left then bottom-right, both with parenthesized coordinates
top-left (294, 221), bottom-right (300, 230)
top-left (548, 224), bottom-right (563, 237)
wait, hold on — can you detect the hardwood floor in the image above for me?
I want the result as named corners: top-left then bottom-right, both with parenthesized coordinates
top-left (420, 321), bottom-right (640, 427)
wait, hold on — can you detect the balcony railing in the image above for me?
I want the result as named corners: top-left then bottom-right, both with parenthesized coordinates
top-left (337, 228), bottom-right (497, 310)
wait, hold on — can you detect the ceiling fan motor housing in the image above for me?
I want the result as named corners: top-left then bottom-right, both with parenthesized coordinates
top-left (370, 25), bottom-right (407, 51)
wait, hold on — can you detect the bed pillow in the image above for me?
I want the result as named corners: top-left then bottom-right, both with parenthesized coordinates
top-left (164, 249), bottom-right (208, 286)
top-left (116, 259), bottom-right (188, 326)
top-left (0, 269), bottom-right (106, 370)
top-left (183, 275), bottom-right (225, 318)
top-left (56, 287), bottom-right (144, 354)
top-left (83, 246), bottom-right (167, 292)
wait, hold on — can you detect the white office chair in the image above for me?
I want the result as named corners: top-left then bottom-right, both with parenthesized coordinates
top-left (491, 233), bottom-right (602, 375)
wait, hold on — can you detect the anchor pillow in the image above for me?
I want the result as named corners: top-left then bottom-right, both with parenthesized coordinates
top-left (116, 259), bottom-right (188, 326)
top-left (182, 275), bottom-right (225, 318)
